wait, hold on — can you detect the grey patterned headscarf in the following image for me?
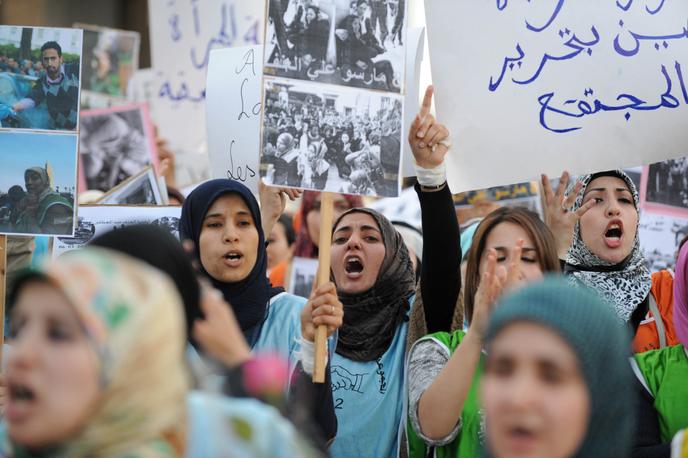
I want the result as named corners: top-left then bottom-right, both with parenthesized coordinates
top-left (565, 170), bottom-right (651, 322)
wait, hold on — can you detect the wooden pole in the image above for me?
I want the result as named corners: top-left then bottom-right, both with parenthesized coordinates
top-left (0, 236), bottom-right (6, 366)
top-left (312, 192), bottom-right (334, 383)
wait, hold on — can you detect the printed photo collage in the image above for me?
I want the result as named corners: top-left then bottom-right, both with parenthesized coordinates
top-left (260, 0), bottom-right (410, 198)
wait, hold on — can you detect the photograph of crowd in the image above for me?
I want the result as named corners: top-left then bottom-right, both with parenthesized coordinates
top-left (53, 206), bottom-right (181, 258)
top-left (264, 0), bottom-right (407, 93)
top-left (79, 103), bottom-right (157, 192)
top-left (78, 24), bottom-right (139, 108)
top-left (0, 131), bottom-right (77, 236)
top-left (644, 157), bottom-right (688, 214)
top-left (639, 212), bottom-right (688, 272)
top-left (261, 79), bottom-right (403, 197)
top-left (0, 26), bottom-right (82, 131)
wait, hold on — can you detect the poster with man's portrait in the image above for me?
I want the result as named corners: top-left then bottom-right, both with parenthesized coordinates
top-left (264, 0), bottom-right (407, 93)
top-left (0, 131), bottom-right (77, 236)
top-left (79, 103), bottom-right (158, 192)
top-left (0, 26), bottom-right (82, 131)
top-left (76, 24), bottom-right (140, 108)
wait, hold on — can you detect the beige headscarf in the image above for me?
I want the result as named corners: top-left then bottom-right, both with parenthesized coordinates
top-left (5, 248), bottom-right (190, 457)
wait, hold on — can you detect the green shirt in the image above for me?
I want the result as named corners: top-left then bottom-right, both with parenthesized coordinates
top-left (634, 344), bottom-right (688, 442)
top-left (407, 330), bottom-right (484, 458)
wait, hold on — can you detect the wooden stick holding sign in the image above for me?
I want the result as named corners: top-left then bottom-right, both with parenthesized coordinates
top-left (313, 192), bottom-right (334, 383)
top-left (0, 236), bottom-right (6, 364)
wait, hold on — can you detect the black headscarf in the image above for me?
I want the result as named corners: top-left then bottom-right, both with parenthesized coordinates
top-left (333, 208), bottom-right (416, 361)
top-left (180, 179), bottom-right (282, 345)
top-left (90, 224), bottom-right (203, 349)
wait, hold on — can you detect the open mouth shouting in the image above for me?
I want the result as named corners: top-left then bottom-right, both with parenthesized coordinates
top-left (344, 254), bottom-right (365, 279)
top-left (6, 381), bottom-right (37, 422)
top-left (603, 219), bottom-right (624, 249)
top-left (505, 424), bottom-right (539, 452)
top-left (222, 250), bottom-right (244, 268)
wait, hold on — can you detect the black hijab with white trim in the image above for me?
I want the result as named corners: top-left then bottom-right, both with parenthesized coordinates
top-left (565, 170), bottom-right (651, 322)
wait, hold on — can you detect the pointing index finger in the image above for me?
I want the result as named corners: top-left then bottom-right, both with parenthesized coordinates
top-left (420, 85), bottom-right (434, 120)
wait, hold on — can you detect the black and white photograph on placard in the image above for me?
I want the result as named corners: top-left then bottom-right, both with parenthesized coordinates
top-left (288, 256), bottom-right (319, 298)
top-left (53, 205), bottom-right (181, 257)
top-left (643, 157), bottom-right (688, 214)
top-left (261, 78), bottom-right (403, 197)
top-left (264, 0), bottom-right (406, 93)
top-left (97, 166), bottom-right (162, 205)
top-left (79, 103), bottom-right (157, 192)
top-left (638, 212), bottom-right (688, 272)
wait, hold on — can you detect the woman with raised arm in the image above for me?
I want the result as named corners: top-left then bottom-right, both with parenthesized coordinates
top-left (330, 88), bottom-right (460, 458)
top-left (406, 209), bottom-right (560, 458)
top-left (542, 170), bottom-right (680, 352)
top-left (404, 86), bottom-right (563, 458)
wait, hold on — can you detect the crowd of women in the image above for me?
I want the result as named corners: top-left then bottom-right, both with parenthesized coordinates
top-left (0, 85), bottom-right (686, 457)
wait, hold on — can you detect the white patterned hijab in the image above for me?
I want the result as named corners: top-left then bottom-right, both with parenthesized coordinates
top-left (565, 170), bottom-right (651, 322)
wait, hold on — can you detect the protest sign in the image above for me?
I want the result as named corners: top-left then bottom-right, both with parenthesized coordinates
top-left (79, 103), bottom-right (158, 192)
top-left (53, 205), bottom-right (181, 258)
top-left (639, 211), bottom-right (688, 272)
top-left (288, 256), bottom-right (320, 299)
top-left (454, 180), bottom-right (543, 217)
top-left (402, 27), bottom-right (425, 177)
top-left (76, 24), bottom-right (140, 108)
top-left (425, 1), bottom-right (688, 193)
top-left (641, 156), bottom-right (688, 217)
top-left (260, 78), bottom-right (404, 197)
top-left (98, 166), bottom-right (164, 205)
top-left (0, 131), bottom-right (77, 237)
top-left (0, 26), bottom-right (83, 132)
top-left (0, 236), bottom-right (5, 353)
top-left (263, 0), bottom-right (408, 93)
top-left (206, 45), bottom-right (263, 195)
top-left (148, 0), bottom-right (264, 186)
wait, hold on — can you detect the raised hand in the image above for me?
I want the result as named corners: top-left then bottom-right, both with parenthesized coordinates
top-left (408, 86), bottom-right (450, 169)
top-left (259, 179), bottom-right (302, 236)
top-left (504, 239), bottom-right (524, 292)
top-left (470, 249), bottom-right (507, 340)
top-left (541, 171), bottom-right (595, 259)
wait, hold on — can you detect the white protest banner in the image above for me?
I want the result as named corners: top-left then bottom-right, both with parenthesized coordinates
top-left (53, 205), bottom-right (181, 258)
top-left (148, 0), bottom-right (264, 185)
top-left (206, 45), bottom-right (263, 195)
top-left (425, 0), bottom-right (688, 193)
top-left (402, 27), bottom-right (425, 178)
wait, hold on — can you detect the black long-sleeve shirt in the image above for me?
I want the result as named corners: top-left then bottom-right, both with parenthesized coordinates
top-left (415, 182), bottom-right (462, 334)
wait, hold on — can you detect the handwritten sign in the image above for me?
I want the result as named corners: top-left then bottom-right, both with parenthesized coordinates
top-left (206, 45), bottom-right (262, 194)
top-left (425, 0), bottom-right (688, 193)
top-left (148, 0), bottom-right (264, 186)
